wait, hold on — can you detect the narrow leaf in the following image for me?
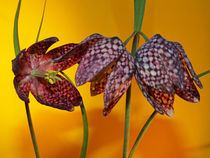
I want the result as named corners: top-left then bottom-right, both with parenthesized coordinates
top-left (13, 0), bottom-right (21, 56)
top-left (36, 0), bottom-right (47, 42)
top-left (134, 0), bottom-right (146, 32)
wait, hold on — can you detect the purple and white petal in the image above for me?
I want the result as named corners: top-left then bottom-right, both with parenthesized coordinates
top-left (173, 42), bottom-right (203, 89)
top-left (75, 36), bottom-right (125, 86)
top-left (103, 50), bottom-right (135, 116)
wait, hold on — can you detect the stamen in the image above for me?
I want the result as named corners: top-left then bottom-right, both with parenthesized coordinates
top-left (44, 69), bottom-right (62, 84)
top-left (31, 69), bottom-right (62, 84)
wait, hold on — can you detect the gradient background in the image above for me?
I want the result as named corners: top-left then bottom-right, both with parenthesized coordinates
top-left (1, 0), bottom-right (210, 157)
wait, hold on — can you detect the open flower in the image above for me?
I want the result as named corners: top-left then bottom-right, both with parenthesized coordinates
top-left (75, 34), bottom-right (135, 116)
top-left (12, 37), bottom-right (84, 111)
top-left (135, 34), bottom-right (203, 116)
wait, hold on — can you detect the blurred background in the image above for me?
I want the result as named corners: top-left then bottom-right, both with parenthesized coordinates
top-left (1, 0), bottom-right (210, 157)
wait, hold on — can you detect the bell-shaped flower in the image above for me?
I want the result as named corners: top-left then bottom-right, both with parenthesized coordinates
top-left (135, 34), bottom-right (203, 117)
top-left (75, 34), bottom-right (135, 116)
top-left (12, 37), bottom-right (85, 111)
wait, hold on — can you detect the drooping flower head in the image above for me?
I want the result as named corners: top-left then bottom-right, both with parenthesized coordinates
top-left (135, 34), bottom-right (203, 116)
top-left (75, 34), bottom-right (135, 116)
top-left (12, 37), bottom-right (85, 111)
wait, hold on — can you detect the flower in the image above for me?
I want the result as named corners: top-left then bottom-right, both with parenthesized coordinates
top-left (12, 37), bottom-right (85, 111)
top-left (75, 34), bottom-right (135, 116)
top-left (134, 34), bottom-right (203, 117)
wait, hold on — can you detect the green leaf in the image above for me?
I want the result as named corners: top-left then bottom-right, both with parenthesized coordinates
top-left (134, 0), bottom-right (146, 32)
top-left (36, 0), bottom-right (47, 42)
top-left (13, 0), bottom-right (21, 56)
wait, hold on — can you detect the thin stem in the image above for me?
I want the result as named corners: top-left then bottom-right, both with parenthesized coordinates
top-left (13, 0), bottom-right (21, 55)
top-left (123, 86), bottom-right (132, 158)
top-left (25, 102), bottom-right (40, 158)
top-left (13, 1), bottom-right (40, 157)
top-left (60, 71), bottom-right (74, 85)
top-left (138, 31), bottom-right (149, 41)
top-left (124, 32), bottom-right (136, 46)
top-left (128, 111), bottom-right (157, 158)
top-left (126, 69), bottom-right (210, 158)
top-left (36, 0), bottom-right (47, 42)
top-left (60, 71), bottom-right (89, 158)
top-left (80, 103), bottom-right (89, 158)
top-left (123, 33), bottom-right (140, 158)
top-left (197, 70), bottom-right (210, 78)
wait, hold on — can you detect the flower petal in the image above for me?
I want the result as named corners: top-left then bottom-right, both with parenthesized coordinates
top-left (46, 43), bottom-right (77, 59)
top-left (103, 51), bottom-right (135, 116)
top-left (90, 56), bottom-right (118, 96)
top-left (135, 70), bottom-right (175, 117)
top-left (135, 34), bottom-right (185, 94)
top-left (30, 75), bottom-right (82, 111)
top-left (75, 35), bottom-right (125, 86)
top-left (12, 49), bottom-right (31, 76)
top-left (174, 42), bottom-right (203, 89)
top-left (52, 34), bottom-right (103, 71)
top-left (27, 37), bottom-right (59, 55)
top-left (90, 74), bottom-right (109, 96)
top-left (13, 75), bottom-right (30, 103)
top-left (175, 61), bottom-right (200, 102)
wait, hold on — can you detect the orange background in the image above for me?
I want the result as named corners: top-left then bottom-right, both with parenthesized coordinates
top-left (1, 0), bottom-right (210, 157)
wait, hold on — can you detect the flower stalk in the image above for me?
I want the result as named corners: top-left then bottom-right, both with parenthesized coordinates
top-left (13, 0), bottom-right (40, 157)
top-left (128, 72), bottom-right (209, 157)
top-left (123, 0), bottom-right (145, 157)
top-left (61, 71), bottom-right (89, 158)
top-left (25, 102), bottom-right (40, 158)
top-left (128, 111), bottom-right (157, 158)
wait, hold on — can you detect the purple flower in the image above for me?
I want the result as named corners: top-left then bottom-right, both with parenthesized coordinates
top-left (135, 34), bottom-right (203, 116)
top-left (12, 37), bottom-right (83, 111)
top-left (75, 34), bottom-right (135, 116)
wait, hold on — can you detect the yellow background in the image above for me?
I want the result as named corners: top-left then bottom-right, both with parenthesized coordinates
top-left (1, 0), bottom-right (210, 157)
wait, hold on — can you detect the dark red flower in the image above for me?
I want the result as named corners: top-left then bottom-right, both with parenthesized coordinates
top-left (135, 34), bottom-right (203, 116)
top-left (12, 37), bottom-right (86, 111)
top-left (75, 34), bottom-right (135, 116)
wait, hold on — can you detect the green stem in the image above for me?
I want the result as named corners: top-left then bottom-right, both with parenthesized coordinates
top-left (80, 103), bottom-right (89, 158)
top-left (36, 0), bottom-right (47, 42)
top-left (124, 32), bottom-right (136, 46)
top-left (127, 69), bottom-right (210, 158)
top-left (13, 0), bottom-right (21, 55)
top-left (123, 0), bottom-right (146, 156)
top-left (123, 86), bottom-right (132, 158)
top-left (138, 31), bottom-right (149, 41)
top-left (123, 32), bottom-right (140, 158)
top-left (25, 102), bottom-right (40, 158)
top-left (128, 111), bottom-right (157, 158)
top-left (60, 71), bottom-right (89, 158)
top-left (60, 71), bottom-right (74, 85)
top-left (197, 70), bottom-right (210, 78)
top-left (13, 1), bottom-right (40, 157)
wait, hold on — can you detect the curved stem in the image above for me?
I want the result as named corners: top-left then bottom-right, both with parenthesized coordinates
top-left (124, 32), bottom-right (136, 46)
top-left (36, 0), bottom-right (47, 42)
top-left (138, 31), bottom-right (149, 41)
top-left (126, 69), bottom-right (210, 158)
top-left (60, 71), bottom-right (89, 158)
top-left (123, 86), bottom-right (132, 158)
top-left (123, 33), bottom-right (140, 158)
top-left (197, 70), bottom-right (210, 78)
top-left (80, 103), bottom-right (89, 158)
top-left (128, 111), bottom-right (157, 158)
top-left (13, 0), bottom-right (21, 55)
top-left (25, 102), bottom-right (40, 158)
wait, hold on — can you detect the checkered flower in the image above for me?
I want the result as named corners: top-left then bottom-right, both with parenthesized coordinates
top-left (135, 34), bottom-right (203, 116)
top-left (75, 34), bottom-right (135, 116)
top-left (12, 37), bottom-right (84, 111)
